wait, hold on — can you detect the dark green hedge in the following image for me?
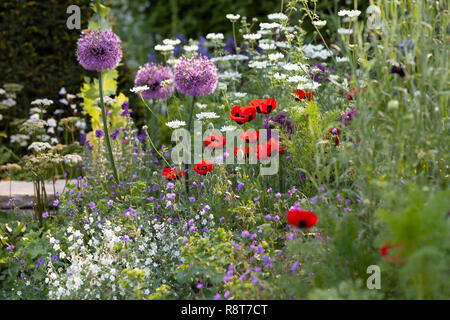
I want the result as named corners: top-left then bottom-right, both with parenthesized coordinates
top-left (0, 0), bottom-right (92, 110)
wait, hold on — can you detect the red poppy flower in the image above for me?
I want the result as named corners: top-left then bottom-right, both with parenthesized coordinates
top-left (287, 208), bottom-right (318, 228)
top-left (348, 88), bottom-right (364, 101)
top-left (251, 98), bottom-right (277, 114)
top-left (233, 146), bottom-right (251, 159)
top-left (380, 243), bottom-right (406, 265)
top-left (204, 134), bottom-right (226, 149)
top-left (293, 89), bottom-right (314, 101)
top-left (240, 130), bottom-right (259, 143)
top-left (163, 168), bottom-right (185, 181)
top-left (229, 105), bottom-right (257, 125)
top-left (193, 160), bottom-right (214, 175)
top-left (254, 138), bottom-right (283, 160)
top-left (327, 127), bottom-right (340, 146)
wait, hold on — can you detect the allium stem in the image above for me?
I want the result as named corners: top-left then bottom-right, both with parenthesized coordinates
top-left (184, 96), bottom-right (196, 197)
top-left (98, 71), bottom-right (120, 184)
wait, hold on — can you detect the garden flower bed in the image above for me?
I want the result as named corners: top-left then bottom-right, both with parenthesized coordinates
top-left (0, 0), bottom-right (448, 302)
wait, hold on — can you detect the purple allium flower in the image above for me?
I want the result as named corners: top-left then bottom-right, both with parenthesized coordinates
top-left (134, 63), bottom-right (174, 100)
top-left (110, 129), bottom-right (120, 140)
top-left (95, 129), bottom-right (104, 138)
top-left (174, 55), bottom-right (218, 96)
top-left (338, 108), bottom-right (357, 127)
top-left (265, 214), bottom-right (271, 220)
top-left (76, 30), bottom-right (122, 72)
top-left (308, 63), bottom-right (332, 82)
top-left (275, 192), bottom-right (281, 198)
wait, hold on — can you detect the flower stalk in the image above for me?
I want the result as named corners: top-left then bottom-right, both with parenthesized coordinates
top-left (98, 71), bottom-right (119, 184)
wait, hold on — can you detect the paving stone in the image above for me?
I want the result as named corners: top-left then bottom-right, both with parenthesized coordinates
top-left (0, 180), bottom-right (72, 209)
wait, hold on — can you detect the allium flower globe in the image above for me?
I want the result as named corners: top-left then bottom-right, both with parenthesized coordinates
top-left (76, 30), bottom-right (122, 72)
top-left (134, 63), bottom-right (174, 100)
top-left (174, 56), bottom-right (218, 97)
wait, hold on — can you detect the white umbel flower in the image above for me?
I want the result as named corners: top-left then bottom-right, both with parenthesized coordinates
top-left (268, 13), bottom-right (288, 21)
top-left (63, 154), bottom-right (82, 165)
top-left (28, 142), bottom-right (51, 152)
top-left (243, 33), bottom-right (262, 40)
top-left (206, 33), bottom-right (224, 40)
top-left (226, 14), bottom-right (240, 22)
top-left (338, 9), bottom-right (361, 18)
top-left (312, 20), bottom-right (327, 27)
top-left (31, 98), bottom-right (53, 106)
top-left (196, 112), bottom-right (220, 120)
top-left (162, 39), bottom-right (181, 46)
top-left (130, 85), bottom-right (150, 93)
top-left (154, 44), bottom-right (174, 52)
top-left (184, 44), bottom-right (199, 52)
top-left (166, 120), bottom-right (186, 129)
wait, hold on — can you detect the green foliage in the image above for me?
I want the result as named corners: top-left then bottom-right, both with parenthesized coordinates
top-left (376, 184), bottom-right (450, 299)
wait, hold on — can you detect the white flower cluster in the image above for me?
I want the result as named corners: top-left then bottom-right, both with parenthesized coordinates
top-left (226, 14), bottom-right (240, 22)
top-left (63, 154), bottom-right (82, 165)
top-left (10, 134), bottom-right (30, 147)
top-left (130, 85), bottom-right (150, 93)
top-left (28, 142), bottom-right (52, 152)
top-left (302, 44), bottom-right (333, 60)
top-left (166, 120), bottom-right (186, 129)
top-left (2, 98), bottom-right (16, 107)
top-left (338, 9), bottom-right (361, 18)
top-left (31, 98), bottom-right (54, 106)
top-left (184, 44), bottom-right (199, 52)
top-left (243, 33), bottom-right (262, 41)
top-left (154, 44), bottom-right (174, 52)
top-left (312, 20), bottom-right (327, 27)
top-left (163, 39), bottom-right (181, 46)
top-left (196, 112), bottom-right (220, 120)
top-left (268, 13), bottom-right (288, 21)
top-left (206, 33), bottom-right (224, 40)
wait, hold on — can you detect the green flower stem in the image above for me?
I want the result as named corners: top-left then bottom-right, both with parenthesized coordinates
top-left (98, 71), bottom-right (120, 184)
top-left (184, 96), bottom-right (196, 197)
top-left (279, 154), bottom-right (284, 193)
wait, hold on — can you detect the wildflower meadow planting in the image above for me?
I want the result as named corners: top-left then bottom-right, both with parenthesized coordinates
top-left (0, 0), bottom-right (449, 306)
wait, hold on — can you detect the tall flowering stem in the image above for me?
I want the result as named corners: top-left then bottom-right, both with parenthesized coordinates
top-left (184, 96), bottom-right (196, 197)
top-left (99, 72), bottom-right (119, 184)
